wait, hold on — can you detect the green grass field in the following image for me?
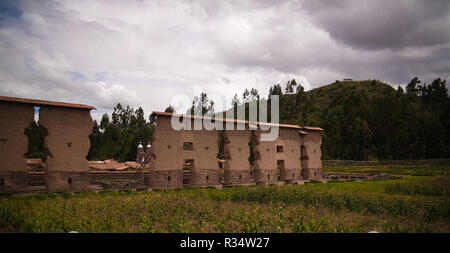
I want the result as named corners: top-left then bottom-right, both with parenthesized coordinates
top-left (0, 165), bottom-right (449, 233)
top-left (323, 164), bottom-right (450, 175)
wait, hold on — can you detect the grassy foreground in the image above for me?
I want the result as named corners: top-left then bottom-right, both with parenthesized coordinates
top-left (0, 171), bottom-right (449, 233)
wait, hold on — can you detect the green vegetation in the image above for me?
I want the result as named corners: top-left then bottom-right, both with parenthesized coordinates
top-left (24, 122), bottom-right (50, 162)
top-left (271, 78), bottom-right (450, 160)
top-left (87, 104), bottom-right (155, 162)
top-left (385, 176), bottom-right (449, 196)
top-left (1, 173), bottom-right (448, 233)
top-left (323, 164), bottom-right (450, 175)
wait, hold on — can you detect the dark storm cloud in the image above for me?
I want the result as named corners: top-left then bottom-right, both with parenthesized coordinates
top-left (299, 0), bottom-right (450, 50)
top-left (0, 0), bottom-right (448, 119)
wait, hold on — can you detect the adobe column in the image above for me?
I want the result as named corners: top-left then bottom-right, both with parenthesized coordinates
top-left (0, 101), bottom-right (34, 192)
top-left (253, 128), bottom-right (278, 184)
top-left (148, 115), bottom-right (183, 188)
top-left (223, 122), bottom-right (251, 185)
top-left (189, 119), bottom-right (220, 187)
top-left (39, 106), bottom-right (93, 191)
top-left (300, 127), bottom-right (323, 180)
top-left (278, 128), bottom-right (303, 182)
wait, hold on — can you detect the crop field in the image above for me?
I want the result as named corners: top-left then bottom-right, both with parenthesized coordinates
top-left (323, 164), bottom-right (450, 176)
top-left (0, 165), bottom-right (449, 233)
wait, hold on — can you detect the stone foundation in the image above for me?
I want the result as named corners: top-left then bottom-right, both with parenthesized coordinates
top-left (189, 169), bottom-right (220, 186)
top-left (253, 169), bottom-right (279, 183)
top-left (45, 171), bottom-right (90, 191)
top-left (0, 171), bottom-right (29, 193)
top-left (224, 169), bottom-right (251, 185)
top-left (302, 168), bottom-right (322, 180)
top-left (280, 168), bottom-right (303, 181)
top-left (148, 170), bottom-right (182, 188)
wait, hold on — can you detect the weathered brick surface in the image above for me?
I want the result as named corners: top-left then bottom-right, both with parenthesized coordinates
top-left (0, 102), bottom-right (34, 192)
top-left (300, 130), bottom-right (323, 180)
top-left (39, 106), bottom-right (93, 190)
top-left (151, 116), bottom-right (183, 172)
top-left (300, 131), bottom-right (322, 169)
top-left (302, 168), bottom-right (322, 180)
top-left (189, 169), bottom-right (220, 186)
top-left (224, 169), bottom-right (251, 184)
top-left (148, 170), bottom-right (182, 188)
top-left (45, 171), bottom-right (90, 191)
top-left (0, 172), bottom-right (29, 192)
top-left (223, 123), bottom-right (251, 184)
top-left (280, 168), bottom-right (302, 181)
top-left (253, 169), bottom-right (279, 183)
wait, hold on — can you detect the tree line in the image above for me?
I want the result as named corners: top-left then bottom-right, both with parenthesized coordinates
top-left (24, 77), bottom-right (449, 162)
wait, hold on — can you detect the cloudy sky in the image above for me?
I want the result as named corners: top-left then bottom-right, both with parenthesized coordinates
top-left (1, 0), bottom-right (449, 121)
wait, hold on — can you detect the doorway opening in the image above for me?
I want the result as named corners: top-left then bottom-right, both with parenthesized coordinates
top-left (183, 159), bottom-right (194, 186)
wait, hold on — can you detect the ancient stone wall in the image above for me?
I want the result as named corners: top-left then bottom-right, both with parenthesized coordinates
top-left (150, 117), bottom-right (220, 187)
top-left (0, 102), bottom-right (34, 192)
top-left (149, 116), bottom-right (183, 187)
top-left (278, 128), bottom-right (303, 182)
top-left (223, 123), bottom-right (251, 185)
top-left (300, 130), bottom-right (323, 180)
top-left (190, 119), bottom-right (220, 186)
top-left (253, 129), bottom-right (278, 184)
top-left (39, 106), bottom-right (93, 190)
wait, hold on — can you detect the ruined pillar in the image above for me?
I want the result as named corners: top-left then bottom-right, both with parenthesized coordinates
top-left (0, 101), bottom-right (34, 192)
top-left (39, 106), bottom-right (93, 191)
top-left (223, 123), bottom-right (251, 185)
top-left (278, 128), bottom-right (303, 182)
top-left (300, 128), bottom-right (323, 180)
top-left (253, 129), bottom-right (278, 184)
top-left (188, 119), bottom-right (220, 186)
top-left (149, 116), bottom-right (183, 188)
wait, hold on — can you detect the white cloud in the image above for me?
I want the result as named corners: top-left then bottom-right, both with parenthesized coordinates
top-left (0, 0), bottom-right (448, 121)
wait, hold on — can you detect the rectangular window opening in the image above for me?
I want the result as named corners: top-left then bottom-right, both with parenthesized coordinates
top-left (183, 159), bottom-right (195, 170)
top-left (183, 142), bottom-right (194, 151)
top-left (276, 145), bottom-right (284, 153)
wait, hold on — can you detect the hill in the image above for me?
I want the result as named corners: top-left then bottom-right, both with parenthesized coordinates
top-left (224, 78), bottom-right (449, 161)
top-left (276, 79), bottom-right (449, 160)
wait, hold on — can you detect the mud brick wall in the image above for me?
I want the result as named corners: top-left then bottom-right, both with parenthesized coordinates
top-left (28, 173), bottom-right (46, 186)
top-left (301, 131), bottom-right (323, 180)
top-left (39, 106), bottom-right (93, 191)
top-left (223, 123), bottom-right (251, 185)
top-left (278, 128), bottom-right (303, 181)
top-left (0, 102), bottom-right (34, 192)
top-left (302, 168), bottom-right (322, 180)
top-left (190, 120), bottom-right (220, 186)
top-left (91, 173), bottom-right (137, 183)
top-left (253, 129), bottom-right (278, 183)
top-left (150, 116), bottom-right (183, 187)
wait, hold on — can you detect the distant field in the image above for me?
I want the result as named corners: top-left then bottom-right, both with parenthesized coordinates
top-left (323, 164), bottom-right (450, 175)
top-left (1, 165), bottom-right (449, 233)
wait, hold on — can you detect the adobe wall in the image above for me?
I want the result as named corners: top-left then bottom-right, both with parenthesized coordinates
top-left (39, 106), bottom-right (93, 191)
top-left (301, 131), bottom-right (323, 180)
top-left (150, 116), bottom-right (221, 187)
top-left (278, 128), bottom-right (303, 181)
top-left (190, 119), bottom-right (220, 186)
top-left (253, 129), bottom-right (278, 183)
top-left (0, 102), bottom-right (34, 192)
top-left (223, 123), bottom-right (251, 185)
top-left (149, 116), bottom-right (183, 188)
